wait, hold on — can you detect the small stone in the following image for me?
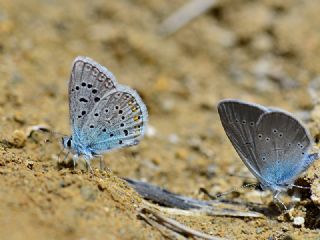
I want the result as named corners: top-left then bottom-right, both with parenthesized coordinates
top-left (146, 125), bottom-right (157, 138)
top-left (175, 148), bottom-right (188, 160)
top-left (293, 216), bottom-right (305, 227)
top-left (9, 130), bottom-right (26, 148)
top-left (25, 160), bottom-right (34, 170)
top-left (160, 98), bottom-right (175, 113)
top-left (104, 207), bottom-right (110, 213)
top-left (13, 111), bottom-right (25, 124)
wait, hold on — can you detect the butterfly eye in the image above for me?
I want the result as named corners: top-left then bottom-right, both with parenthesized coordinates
top-left (250, 122), bottom-right (254, 126)
top-left (258, 134), bottom-right (262, 139)
top-left (242, 120), bottom-right (246, 124)
top-left (67, 139), bottom-right (72, 147)
top-left (273, 129), bottom-right (278, 133)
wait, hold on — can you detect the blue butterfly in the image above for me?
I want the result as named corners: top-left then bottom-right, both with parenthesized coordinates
top-left (62, 56), bottom-right (148, 170)
top-left (218, 99), bottom-right (319, 208)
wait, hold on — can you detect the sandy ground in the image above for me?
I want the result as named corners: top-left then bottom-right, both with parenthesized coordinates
top-left (0, 0), bottom-right (320, 239)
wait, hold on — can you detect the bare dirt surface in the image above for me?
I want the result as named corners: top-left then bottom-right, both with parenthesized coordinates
top-left (0, 0), bottom-right (320, 239)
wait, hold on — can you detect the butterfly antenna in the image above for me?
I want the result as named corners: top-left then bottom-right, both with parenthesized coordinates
top-left (201, 182), bottom-right (259, 200)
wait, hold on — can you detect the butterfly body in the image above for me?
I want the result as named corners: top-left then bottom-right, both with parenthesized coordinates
top-left (218, 99), bottom-right (318, 198)
top-left (63, 56), bottom-right (148, 167)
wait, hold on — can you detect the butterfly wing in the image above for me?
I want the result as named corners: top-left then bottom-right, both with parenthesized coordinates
top-left (254, 111), bottom-right (312, 188)
top-left (83, 84), bottom-right (148, 154)
top-left (217, 99), bottom-right (269, 181)
top-left (69, 56), bottom-right (118, 143)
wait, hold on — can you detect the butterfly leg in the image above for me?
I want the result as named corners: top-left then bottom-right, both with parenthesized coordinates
top-left (290, 184), bottom-right (310, 190)
top-left (273, 191), bottom-right (288, 212)
top-left (72, 154), bottom-right (79, 170)
top-left (98, 155), bottom-right (105, 170)
top-left (95, 155), bottom-right (111, 172)
top-left (83, 156), bottom-right (93, 173)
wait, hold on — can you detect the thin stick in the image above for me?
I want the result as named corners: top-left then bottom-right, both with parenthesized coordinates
top-left (159, 0), bottom-right (218, 36)
top-left (142, 200), bottom-right (263, 218)
top-left (138, 212), bottom-right (185, 240)
top-left (140, 208), bottom-right (226, 240)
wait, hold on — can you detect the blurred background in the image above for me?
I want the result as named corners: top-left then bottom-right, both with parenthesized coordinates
top-left (0, 0), bottom-right (320, 239)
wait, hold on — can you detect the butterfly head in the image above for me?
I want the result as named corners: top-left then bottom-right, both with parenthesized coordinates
top-left (62, 136), bottom-right (73, 150)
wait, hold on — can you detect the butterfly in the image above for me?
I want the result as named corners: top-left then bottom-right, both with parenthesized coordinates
top-left (62, 56), bottom-right (148, 170)
top-left (217, 99), bottom-right (319, 208)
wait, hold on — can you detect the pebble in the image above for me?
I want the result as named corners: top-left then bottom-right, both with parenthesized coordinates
top-left (25, 160), bottom-right (34, 170)
top-left (293, 216), bottom-right (305, 227)
top-left (145, 125), bottom-right (157, 138)
top-left (9, 129), bottom-right (26, 148)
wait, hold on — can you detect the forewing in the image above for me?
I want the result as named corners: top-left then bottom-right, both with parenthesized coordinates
top-left (83, 85), bottom-right (148, 154)
top-left (69, 56), bottom-right (117, 136)
top-left (254, 111), bottom-right (312, 186)
top-left (218, 99), bottom-right (268, 179)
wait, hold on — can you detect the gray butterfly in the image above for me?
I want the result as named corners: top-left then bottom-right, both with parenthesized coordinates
top-left (62, 56), bottom-right (148, 169)
top-left (218, 99), bottom-right (318, 207)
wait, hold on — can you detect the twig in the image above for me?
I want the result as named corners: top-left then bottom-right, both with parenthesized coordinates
top-left (142, 199), bottom-right (263, 218)
top-left (139, 212), bottom-right (186, 240)
top-left (139, 208), bottom-right (226, 240)
top-left (159, 0), bottom-right (218, 36)
top-left (125, 178), bottom-right (264, 218)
